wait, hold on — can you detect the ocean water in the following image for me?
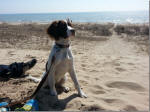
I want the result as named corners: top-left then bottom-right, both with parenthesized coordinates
top-left (0, 11), bottom-right (148, 23)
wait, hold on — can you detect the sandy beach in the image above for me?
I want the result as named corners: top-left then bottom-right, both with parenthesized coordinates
top-left (0, 22), bottom-right (149, 111)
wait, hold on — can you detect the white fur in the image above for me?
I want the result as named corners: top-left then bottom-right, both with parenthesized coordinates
top-left (26, 75), bottom-right (41, 83)
top-left (67, 26), bottom-right (74, 37)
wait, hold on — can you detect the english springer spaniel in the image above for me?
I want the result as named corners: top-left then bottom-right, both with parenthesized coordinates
top-left (41, 19), bottom-right (87, 98)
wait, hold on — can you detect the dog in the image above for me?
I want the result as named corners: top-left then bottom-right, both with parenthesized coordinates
top-left (0, 59), bottom-right (37, 80)
top-left (40, 19), bottom-right (87, 98)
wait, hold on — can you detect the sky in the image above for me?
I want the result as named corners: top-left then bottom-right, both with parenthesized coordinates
top-left (0, 0), bottom-right (149, 14)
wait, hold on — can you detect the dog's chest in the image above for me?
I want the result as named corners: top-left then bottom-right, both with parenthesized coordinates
top-left (54, 58), bottom-right (71, 82)
top-left (54, 48), bottom-right (73, 82)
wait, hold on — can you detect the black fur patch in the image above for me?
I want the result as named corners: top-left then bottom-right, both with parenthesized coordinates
top-left (47, 20), bottom-right (68, 40)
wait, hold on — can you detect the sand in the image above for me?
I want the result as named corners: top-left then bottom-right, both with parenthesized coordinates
top-left (0, 23), bottom-right (149, 111)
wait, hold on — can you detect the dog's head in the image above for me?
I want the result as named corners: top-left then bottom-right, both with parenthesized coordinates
top-left (47, 19), bottom-right (75, 41)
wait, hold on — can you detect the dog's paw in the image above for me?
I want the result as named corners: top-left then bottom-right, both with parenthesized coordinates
top-left (50, 90), bottom-right (57, 96)
top-left (63, 87), bottom-right (70, 93)
top-left (33, 78), bottom-right (41, 83)
top-left (26, 76), bottom-right (41, 83)
top-left (79, 91), bottom-right (87, 98)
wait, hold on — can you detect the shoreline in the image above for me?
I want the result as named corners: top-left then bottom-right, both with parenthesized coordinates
top-left (0, 10), bottom-right (148, 24)
top-left (0, 21), bottom-right (149, 25)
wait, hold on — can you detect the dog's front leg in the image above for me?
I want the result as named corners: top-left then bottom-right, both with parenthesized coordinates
top-left (69, 65), bottom-right (87, 98)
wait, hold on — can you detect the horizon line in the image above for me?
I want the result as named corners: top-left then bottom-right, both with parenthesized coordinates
top-left (0, 10), bottom-right (148, 15)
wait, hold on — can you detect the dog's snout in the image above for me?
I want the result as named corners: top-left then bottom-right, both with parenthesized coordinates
top-left (67, 25), bottom-right (75, 37)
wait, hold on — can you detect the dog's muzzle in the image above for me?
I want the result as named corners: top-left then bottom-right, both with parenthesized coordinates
top-left (67, 26), bottom-right (75, 37)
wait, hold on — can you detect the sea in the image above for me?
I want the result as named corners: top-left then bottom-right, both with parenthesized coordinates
top-left (0, 11), bottom-right (149, 23)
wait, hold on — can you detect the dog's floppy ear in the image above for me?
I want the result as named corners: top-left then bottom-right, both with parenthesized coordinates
top-left (47, 21), bottom-right (59, 40)
top-left (67, 18), bottom-right (73, 27)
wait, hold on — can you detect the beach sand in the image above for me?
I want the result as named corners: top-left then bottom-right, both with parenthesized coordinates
top-left (0, 23), bottom-right (149, 111)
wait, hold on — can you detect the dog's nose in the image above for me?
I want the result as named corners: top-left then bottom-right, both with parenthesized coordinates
top-left (71, 29), bottom-right (75, 36)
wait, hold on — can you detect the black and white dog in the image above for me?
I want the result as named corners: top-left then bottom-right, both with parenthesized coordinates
top-left (0, 59), bottom-right (37, 80)
top-left (40, 19), bottom-right (87, 98)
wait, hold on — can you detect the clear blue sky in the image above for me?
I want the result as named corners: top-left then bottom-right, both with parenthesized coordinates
top-left (0, 0), bottom-right (149, 14)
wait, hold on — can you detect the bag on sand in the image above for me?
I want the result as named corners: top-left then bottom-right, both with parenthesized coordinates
top-left (0, 102), bottom-right (10, 111)
top-left (15, 99), bottom-right (39, 111)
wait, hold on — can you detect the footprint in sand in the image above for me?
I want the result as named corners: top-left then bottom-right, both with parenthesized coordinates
top-left (91, 90), bottom-right (106, 94)
top-left (78, 52), bottom-right (84, 54)
top-left (94, 62), bottom-right (100, 65)
top-left (81, 58), bottom-right (88, 63)
top-left (90, 85), bottom-right (106, 94)
top-left (94, 77), bottom-right (99, 80)
top-left (127, 63), bottom-right (135, 65)
top-left (81, 64), bottom-right (86, 67)
top-left (103, 60), bottom-right (121, 67)
top-left (113, 63), bottom-right (121, 66)
top-left (25, 54), bottom-right (36, 59)
top-left (94, 85), bottom-right (104, 90)
top-left (80, 104), bottom-right (105, 111)
top-left (115, 67), bottom-right (126, 72)
top-left (89, 69), bottom-right (99, 72)
top-left (123, 105), bottom-right (138, 111)
top-left (79, 80), bottom-right (88, 85)
top-left (73, 51), bottom-right (77, 55)
top-left (81, 55), bottom-right (88, 59)
top-left (84, 76), bottom-right (90, 79)
top-left (81, 63), bottom-right (88, 71)
top-left (82, 67), bottom-right (89, 71)
top-left (106, 81), bottom-right (145, 91)
top-left (102, 98), bottom-right (124, 105)
top-left (7, 50), bottom-right (15, 56)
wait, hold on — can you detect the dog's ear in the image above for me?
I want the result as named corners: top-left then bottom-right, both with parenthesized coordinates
top-left (67, 18), bottom-right (73, 27)
top-left (47, 21), bottom-right (59, 40)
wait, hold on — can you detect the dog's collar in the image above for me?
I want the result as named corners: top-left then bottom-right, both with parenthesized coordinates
top-left (55, 43), bottom-right (70, 48)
